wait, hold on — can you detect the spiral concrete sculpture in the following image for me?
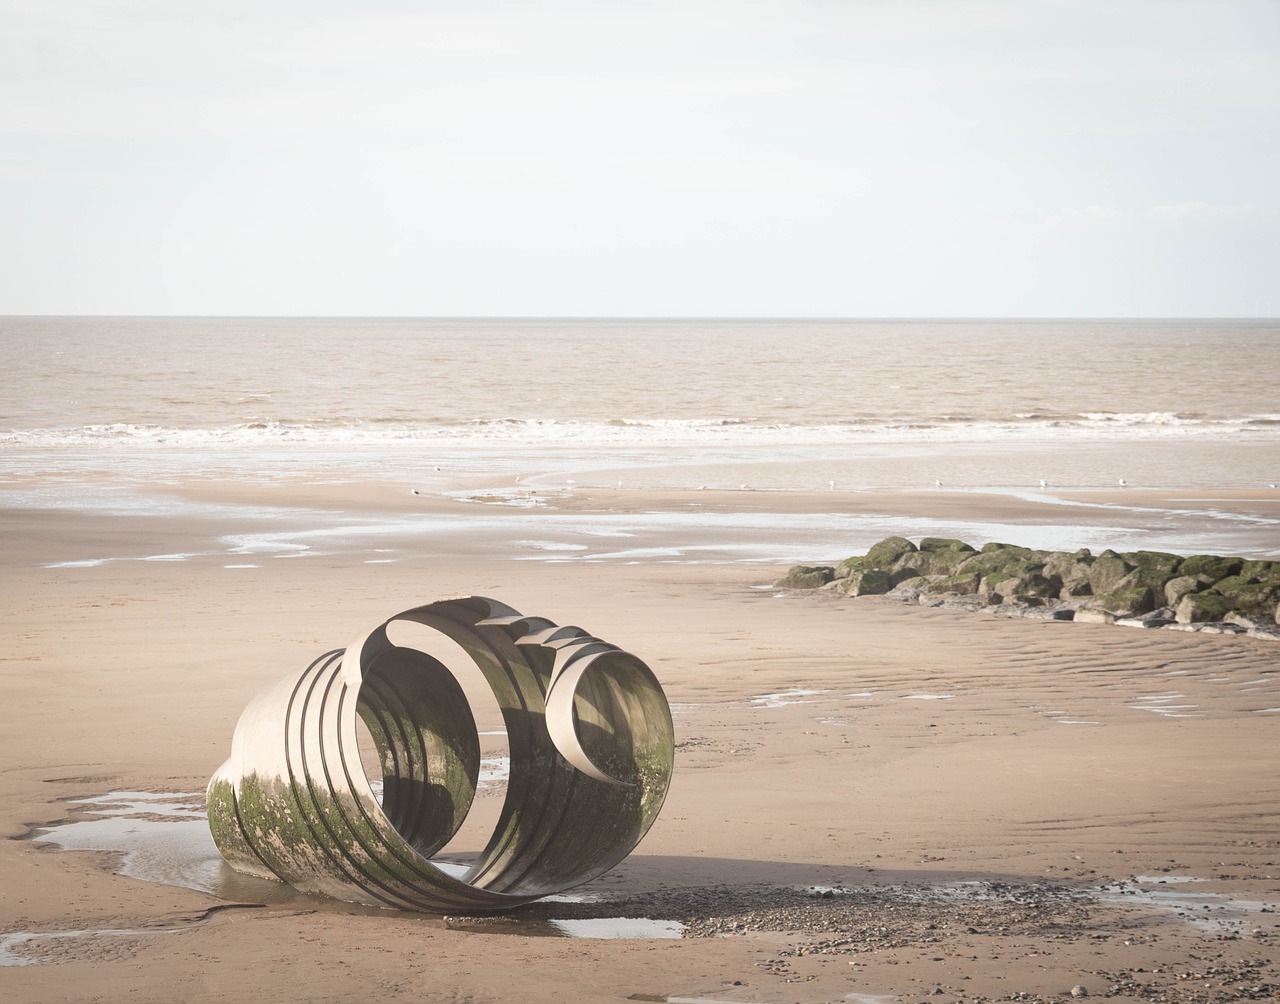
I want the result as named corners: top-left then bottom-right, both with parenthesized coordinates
top-left (207, 596), bottom-right (674, 912)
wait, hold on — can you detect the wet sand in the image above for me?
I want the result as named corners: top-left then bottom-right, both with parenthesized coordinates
top-left (1, 482), bottom-right (1278, 1002)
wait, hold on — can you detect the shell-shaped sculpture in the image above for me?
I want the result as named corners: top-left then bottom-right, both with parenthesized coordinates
top-left (207, 597), bottom-right (674, 912)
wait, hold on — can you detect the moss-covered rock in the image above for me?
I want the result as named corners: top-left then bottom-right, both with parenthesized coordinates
top-left (956, 550), bottom-right (1040, 579)
top-left (1241, 558), bottom-right (1280, 584)
top-left (1087, 555), bottom-right (1136, 594)
top-left (919, 537), bottom-right (978, 555)
top-left (926, 572), bottom-right (981, 595)
top-left (1212, 576), bottom-right (1280, 616)
top-left (775, 565), bottom-right (835, 589)
top-left (890, 575), bottom-right (931, 592)
top-left (1083, 586), bottom-right (1155, 618)
top-left (889, 566), bottom-right (923, 586)
top-left (978, 571), bottom-right (1017, 597)
top-left (1120, 550), bottom-right (1182, 590)
top-left (1059, 575), bottom-right (1093, 600)
top-left (865, 536), bottom-right (918, 567)
top-left (1176, 590), bottom-right (1234, 623)
top-left (1044, 552), bottom-right (1089, 579)
top-left (1163, 575), bottom-right (1202, 608)
top-left (1179, 554), bottom-right (1244, 580)
top-left (840, 568), bottom-right (893, 596)
top-left (835, 555), bottom-right (867, 578)
top-left (980, 542), bottom-right (1045, 560)
top-left (911, 548), bottom-right (973, 576)
top-left (996, 572), bottom-right (1064, 604)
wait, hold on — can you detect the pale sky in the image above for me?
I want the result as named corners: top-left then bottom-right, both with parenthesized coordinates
top-left (2, 0), bottom-right (1277, 317)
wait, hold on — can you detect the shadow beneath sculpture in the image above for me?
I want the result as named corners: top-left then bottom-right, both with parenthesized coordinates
top-left (207, 597), bottom-right (675, 913)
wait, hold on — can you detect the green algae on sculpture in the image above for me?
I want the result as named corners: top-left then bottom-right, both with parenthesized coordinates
top-left (208, 597), bottom-right (674, 913)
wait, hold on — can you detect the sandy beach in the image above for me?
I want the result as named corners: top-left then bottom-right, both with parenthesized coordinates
top-left (6, 0), bottom-right (1280, 990)
top-left (2, 480), bottom-right (1278, 1003)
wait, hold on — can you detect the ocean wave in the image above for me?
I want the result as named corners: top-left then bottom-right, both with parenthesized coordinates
top-left (3, 412), bottom-right (1278, 451)
top-left (1075, 411), bottom-right (1204, 426)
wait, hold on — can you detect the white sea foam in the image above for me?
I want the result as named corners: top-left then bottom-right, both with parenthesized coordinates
top-left (4, 411), bottom-right (1278, 452)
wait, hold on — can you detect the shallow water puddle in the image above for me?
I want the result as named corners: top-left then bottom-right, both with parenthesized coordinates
top-left (550, 918), bottom-right (683, 938)
top-left (627, 996), bottom-right (753, 1004)
top-left (749, 688), bottom-right (830, 708)
top-left (1103, 876), bottom-right (1279, 934)
top-left (479, 755), bottom-right (510, 787)
top-left (32, 791), bottom-right (298, 904)
top-left (1037, 706), bottom-right (1101, 726)
top-left (31, 791), bottom-right (684, 941)
top-left (442, 912), bottom-right (684, 939)
top-left (1126, 693), bottom-right (1202, 718)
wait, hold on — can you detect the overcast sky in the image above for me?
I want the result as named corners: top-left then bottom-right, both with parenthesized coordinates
top-left (2, 0), bottom-right (1277, 317)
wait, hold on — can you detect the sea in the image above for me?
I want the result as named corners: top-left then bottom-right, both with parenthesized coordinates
top-left (3, 316), bottom-right (1279, 561)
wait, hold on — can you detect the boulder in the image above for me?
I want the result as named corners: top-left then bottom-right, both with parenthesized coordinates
top-left (1178, 554), bottom-right (1244, 580)
top-left (1175, 590), bottom-right (1234, 624)
top-left (1227, 612), bottom-right (1272, 630)
top-left (888, 575), bottom-right (930, 595)
top-left (1163, 575), bottom-right (1202, 609)
top-left (980, 541), bottom-right (1042, 559)
top-left (918, 537), bottom-right (978, 554)
top-left (979, 571), bottom-right (1017, 599)
top-left (1074, 608), bottom-right (1115, 625)
top-left (779, 565), bottom-right (836, 589)
top-left (925, 572), bottom-right (982, 595)
top-left (835, 555), bottom-right (867, 578)
top-left (1240, 558), bottom-right (1280, 584)
top-left (1212, 575), bottom-right (1280, 617)
top-left (865, 536), bottom-right (918, 567)
top-left (1082, 586), bottom-right (1155, 618)
top-left (1044, 552), bottom-right (1089, 580)
top-left (889, 565), bottom-right (924, 586)
top-left (911, 548), bottom-right (973, 577)
top-left (840, 568), bottom-right (893, 596)
top-left (956, 550), bottom-right (1041, 580)
top-left (775, 565), bottom-right (835, 589)
top-left (1087, 555), bottom-right (1136, 594)
top-left (990, 572), bottom-right (1063, 605)
top-left (1121, 550), bottom-right (1182, 590)
top-left (1059, 575), bottom-right (1093, 600)
top-left (1116, 608), bottom-right (1177, 629)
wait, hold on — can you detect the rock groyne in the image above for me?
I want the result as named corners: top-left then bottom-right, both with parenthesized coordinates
top-left (777, 537), bottom-right (1280, 640)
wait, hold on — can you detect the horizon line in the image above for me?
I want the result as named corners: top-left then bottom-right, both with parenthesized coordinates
top-left (3, 314), bottom-right (1278, 323)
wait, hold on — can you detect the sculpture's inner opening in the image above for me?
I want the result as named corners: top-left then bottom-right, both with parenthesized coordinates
top-left (354, 620), bottom-right (512, 866)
